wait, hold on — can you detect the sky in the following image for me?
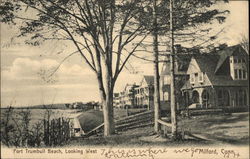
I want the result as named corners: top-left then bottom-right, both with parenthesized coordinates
top-left (0, 1), bottom-right (249, 107)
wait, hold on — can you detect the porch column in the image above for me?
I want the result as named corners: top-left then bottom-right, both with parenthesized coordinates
top-left (212, 88), bottom-right (217, 108)
top-left (198, 88), bottom-right (203, 108)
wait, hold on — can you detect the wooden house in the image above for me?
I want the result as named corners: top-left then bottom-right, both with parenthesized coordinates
top-left (181, 44), bottom-right (249, 109)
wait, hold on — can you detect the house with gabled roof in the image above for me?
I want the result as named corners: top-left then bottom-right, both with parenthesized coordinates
top-left (117, 83), bottom-right (139, 108)
top-left (181, 44), bottom-right (249, 109)
top-left (134, 75), bottom-right (154, 110)
top-left (160, 53), bottom-right (192, 110)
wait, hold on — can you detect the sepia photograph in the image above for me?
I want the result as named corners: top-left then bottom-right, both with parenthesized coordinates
top-left (0, 0), bottom-right (249, 159)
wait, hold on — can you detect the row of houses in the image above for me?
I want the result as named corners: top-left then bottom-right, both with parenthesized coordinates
top-left (114, 75), bottom-right (155, 109)
top-left (114, 44), bottom-right (249, 110)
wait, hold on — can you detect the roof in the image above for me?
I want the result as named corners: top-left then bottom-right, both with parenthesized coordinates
top-left (124, 83), bottom-right (138, 91)
top-left (194, 54), bottom-right (219, 73)
top-left (143, 75), bottom-right (154, 85)
top-left (182, 45), bottom-right (248, 89)
top-left (161, 55), bottom-right (192, 76)
top-left (214, 44), bottom-right (248, 73)
top-left (203, 45), bottom-right (248, 87)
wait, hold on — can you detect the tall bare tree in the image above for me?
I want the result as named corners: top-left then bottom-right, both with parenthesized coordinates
top-left (152, 0), bottom-right (161, 133)
top-left (134, 0), bottom-right (229, 138)
top-left (169, 0), bottom-right (177, 139)
top-left (0, 0), bottom-right (150, 136)
top-left (240, 35), bottom-right (249, 55)
top-left (168, 0), bottom-right (229, 139)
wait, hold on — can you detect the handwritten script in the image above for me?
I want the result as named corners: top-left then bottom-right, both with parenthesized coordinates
top-left (100, 148), bottom-right (240, 159)
top-left (101, 148), bottom-right (168, 159)
top-left (8, 147), bottom-right (242, 159)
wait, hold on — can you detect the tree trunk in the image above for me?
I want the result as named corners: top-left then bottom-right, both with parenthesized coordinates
top-left (103, 62), bottom-right (115, 136)
top-left (94, 46), bottom-right (115, 136)
top-left (170, 0), bottom-right (177, 139)
top-left (96, 73), bottom-right (115, 136)
top-left (153, 0), bottom-right (161, 133)
top-left (102, 89), bottom-right (115, 136)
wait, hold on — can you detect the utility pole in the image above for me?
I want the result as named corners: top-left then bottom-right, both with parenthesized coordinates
top-left (153, 0), bottom-right (161, 133)
top-left (169, 0), bottom-right (177, 139)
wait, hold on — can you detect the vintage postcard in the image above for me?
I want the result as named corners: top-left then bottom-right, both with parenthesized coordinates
top-left (0, 0), bottom-right (249, 159)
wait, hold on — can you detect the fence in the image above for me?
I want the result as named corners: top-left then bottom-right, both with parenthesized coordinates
top-left (115, 110), bottom-right (154, 131)
top-left (157, 119), bottom-right (188, 140)
top-left (43, 118), bottom-right (71, 146)
top-left (157, 119), bottom-right (172, 137)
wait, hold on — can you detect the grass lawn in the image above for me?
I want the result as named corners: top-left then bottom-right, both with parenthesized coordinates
top-left (77, 110), bottom-right (104, 132)
top-left (67, 125), bottom-right (212, 147)
top-left (77, 108), bottom-right (147, 133)
top-left (178, 112), bottom-right (249, 145)
top-left (68, 112), bottom-right (249, 146)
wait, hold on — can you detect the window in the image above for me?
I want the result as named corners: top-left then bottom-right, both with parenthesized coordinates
top-left (242, 59), bottom-right (246, 63)
top-left (238, 59), bottom-right (242, 63)
top-left (234, 59), bottom-right (237, 63)
top-left (239, 69), bottom-right (242, 79)
top-left (234, 69), bottom-right (237, 79)
top-left (164, 76), bottom-right (170, 84)
top-left (234, 69), bottom-right (238, 79)
top-left (242, 70), bottom-right (245, 79)
top-left (74, 128), bottom-right (81, 133)
top-left (164, 92), bottom-right (169, 101)
top-left (195, 73), bottom-right (198, 83)
top-left (198, 72), bottom-right (204, 82)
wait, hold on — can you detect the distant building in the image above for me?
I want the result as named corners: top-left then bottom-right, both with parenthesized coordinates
top-left (114, 75), bottom-right (154, 109)
top-left (68, 102), bottom-right (95, 110)
top-left (117, 84), bottom-right (139, 108)
top-left (113, 93), bottom-right (120, 108)
top-left (181, 44), bottom-right (249, 108)
top-left (72, 102), bottom-right (84, 109)
top-left (134, 75), bottom-right (154, 110)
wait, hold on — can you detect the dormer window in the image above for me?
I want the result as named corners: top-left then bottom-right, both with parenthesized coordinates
top-left (234, 69), bottom-right (238, 79)
top-left (243, 70), bottom-right (246, 79)
top-left (194, 73), bottom-right (198, 83)
top-left (234, 69), bottom-right (247, 80)
top-left (239, 69), bottom-right (242, 78)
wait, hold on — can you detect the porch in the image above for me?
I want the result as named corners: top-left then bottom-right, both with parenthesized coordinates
top-left (182, 86), bottom-right (249, 109)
